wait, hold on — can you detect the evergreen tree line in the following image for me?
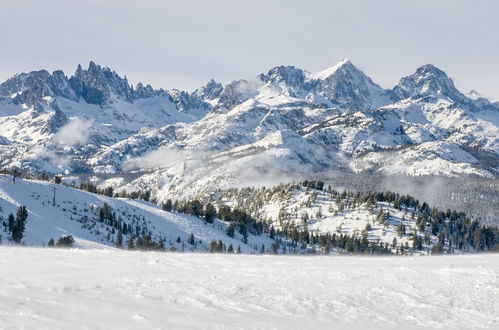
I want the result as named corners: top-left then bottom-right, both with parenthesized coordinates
top-left (47, 235), bottom-right (75, 248)
top-left (272, 226), bottom-right (392, 255)
top-left (160, 199), bottom-right (271, 243)
top-left (208, 240), bottom-right (241, 254)
top-left (208, 181), bottom-right (499, 254)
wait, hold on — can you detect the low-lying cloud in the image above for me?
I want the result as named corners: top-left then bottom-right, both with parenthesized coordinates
top-left (123, 147), bottom-right (200, 171)
top-left (53, 117), bottom-right (93, 146)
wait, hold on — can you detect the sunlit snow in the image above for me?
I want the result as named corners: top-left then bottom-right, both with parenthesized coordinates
top-left (0, 247), bottom-right (497, 329)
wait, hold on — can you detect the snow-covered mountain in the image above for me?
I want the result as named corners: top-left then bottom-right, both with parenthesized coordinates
top-left (0, 62), bottom-right (211, 172)
top-left (92, 60), bottom-right (497, 201)
top-left (0, 60), bottom-right (498, 213)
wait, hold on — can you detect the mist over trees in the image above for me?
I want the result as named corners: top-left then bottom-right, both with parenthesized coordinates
top-left (1, 169), bottom-right (497, 255)
top-left (313, 170), bottom-right (499, 226)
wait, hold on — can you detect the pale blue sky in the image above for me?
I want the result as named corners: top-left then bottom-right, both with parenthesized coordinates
top-left (1, 0), bottom-right (498, 99)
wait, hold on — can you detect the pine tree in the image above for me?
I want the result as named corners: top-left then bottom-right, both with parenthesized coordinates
top-left (209, 240), bottom-right (220, 253)
top-left (397, 223), bottom-right (405, 237)
top-left (127, 236), bottom-right (135, 250)
top-left (11, 206), bottom-right (28, 243)
top-left (269, 226), bottom-right (276, 239)
top-left (16, 205), bottom-right (28, 224)
top-left (56, 235), bottom-right (75, 248)
top-left (392, 237), bottom-right (398, 250)
top-left (7, 213), bottom-right (14, 234)
top-left (163, 199), bottom-right (173, 212)
top-left (270, 242), bottom-right (279, 254)
top-left (473, 227), bottom-right (485, 251)
top-left (190, 200), bottom-right (203, 217)
top-left (99, 203), bottom-right (112, 222)
top-left (115, 231), bottom-right (123, 249)
top-left (188, 232), bottom-right (195, 245)
top-left (226, 223), bottom-right (236, 238)
top-left (204, 203), bottom-right (217, 223)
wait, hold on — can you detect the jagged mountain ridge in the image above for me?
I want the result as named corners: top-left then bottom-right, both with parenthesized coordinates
top-left (0, 61), bottom-right (212, 144)
top-left (0, 61), bottom-right (214, 172)
top-left (0, 60), bottom-right (498, 212)
top-left (93, 60), bottom-right (497, 199)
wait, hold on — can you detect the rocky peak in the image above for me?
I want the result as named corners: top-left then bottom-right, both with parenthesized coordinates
top-left (169, 89), bottom-right (211, 113)
top-left (70, 61), bottom-right (133, 105)
top-left (259, 66), bottom-right (306, 88)
top-left (467, 90), bottom-right (482, 100)
top-left (133, 82), bottom-right (158, 99)
top-left (0, 70), bottom-right (78, 106)
top-left (193, 79), bottom-right (223, 100)
top-left (307, 59), bottom-right (352, 81)
top-left (393, 64), bottom-right (468, 104)
top-left (308, 60), bottom-right (391, 110)
top-left (216, 79), bottom-right (259, 110)
top-left (0, 70), bottom-right (49, 97)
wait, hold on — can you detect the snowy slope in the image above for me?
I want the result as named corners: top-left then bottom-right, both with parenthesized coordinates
top-left (0, 247), bottom-right (497, 329)
top-left (0, 175), bottom-right (272, 253)
top-left (210, 184), bottom-right (450, 254)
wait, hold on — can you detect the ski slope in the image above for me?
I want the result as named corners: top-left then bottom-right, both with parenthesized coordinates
top-left (0, 175), bottom-right (272, 252)
top-left (0, 247), bottom-right (497, 329)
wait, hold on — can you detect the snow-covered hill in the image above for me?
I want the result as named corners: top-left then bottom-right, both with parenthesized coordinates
top-left (0, 175), bottom-right (271, 252)
top-left (0, 60), bottom-right (498, 218)
top-left (0, 247), bottom-right (498, 329)
top-left (205, 182), bottom-right (498, 254)
top-left (2, 176), bottom-right (497, 254)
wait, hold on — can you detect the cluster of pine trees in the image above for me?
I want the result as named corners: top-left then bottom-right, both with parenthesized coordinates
top-left (161, 199), bottom-right (271, 243)
top-left (47, 235), bottom-right (75, 248)
top-left (0, 205), bottom-right (28, 244)
top-left (96, 202), bottom-right (166, 251)
top-left (209, 240), bottom-right (241, 253)
top-left (161, 199), bottom-right (216, 223)
top-left (92, 202), bottom-right (206, 252)
top-left (205, 182), bottom-right (499, 254)
top-left (271, 227), bottom-right (391, 255)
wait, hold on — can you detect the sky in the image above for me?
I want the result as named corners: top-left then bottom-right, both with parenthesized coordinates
top-left (1, 0), bottom-right (498, 100)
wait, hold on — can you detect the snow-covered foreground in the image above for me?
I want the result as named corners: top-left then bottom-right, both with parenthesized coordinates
top-left (0, 247), bottom-right (497, 329)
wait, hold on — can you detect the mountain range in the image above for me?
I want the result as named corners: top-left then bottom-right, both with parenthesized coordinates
top-left (0, 59), bottom-right (498, 219)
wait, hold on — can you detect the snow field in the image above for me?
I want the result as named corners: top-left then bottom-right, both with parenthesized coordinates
top-left (0, 247), bottom-right (497, 329)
